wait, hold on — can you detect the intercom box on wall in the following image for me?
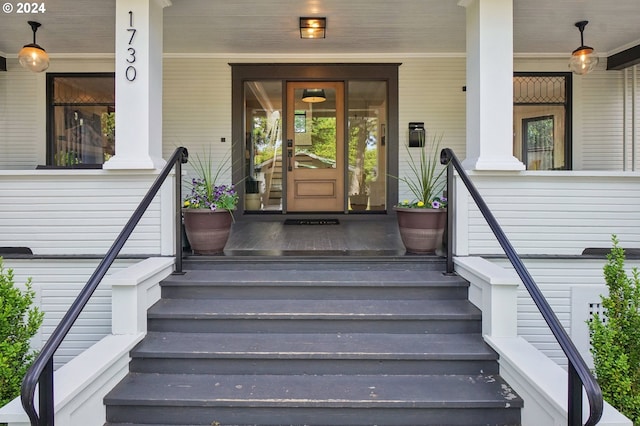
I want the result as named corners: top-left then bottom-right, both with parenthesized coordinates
top-left (408, 122), bottom-right (425, 147)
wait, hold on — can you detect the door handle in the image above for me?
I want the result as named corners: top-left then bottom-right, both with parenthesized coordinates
top-left (287, 149), bottom-right (293, 171)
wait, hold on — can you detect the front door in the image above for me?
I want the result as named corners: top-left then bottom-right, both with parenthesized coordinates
top-left (286, 81), bottom-right (345, 212)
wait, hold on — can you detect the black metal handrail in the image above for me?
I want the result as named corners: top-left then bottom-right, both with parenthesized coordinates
top-left (21, 147), bottom-right (188, 426)
top-left (440, 148), bottom-right (603, 426)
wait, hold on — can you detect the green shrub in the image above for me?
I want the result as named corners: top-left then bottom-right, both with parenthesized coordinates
top-left (0, 258), bottom-right (44, 407)
top-left (588, 235), bottom-right (640, 425)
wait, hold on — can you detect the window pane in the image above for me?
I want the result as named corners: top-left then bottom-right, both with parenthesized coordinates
top-left (244, 81), bottom-right (283, 211)
top-left (293, 88), bottom-right (337, 169)
top-left (348, 81), bottom-right (387, 211)
top-left (50, 75), bottom-right (115, 166)
top-left (513, 74), bottom-right (569, 170)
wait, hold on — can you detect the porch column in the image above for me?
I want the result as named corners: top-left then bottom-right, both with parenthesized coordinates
top-left (459, 0), bottom-right (524, 171)
top-left (104, 0), bottom-right (171, 170)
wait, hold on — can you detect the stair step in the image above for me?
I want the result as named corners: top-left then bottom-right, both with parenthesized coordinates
top-left (147, 299), bottom-right (481, 334)
top-left (105, 373), bottom-right (522, 425)
top-left (130, 332), bottom-right (499, 375)
top-left (160, 269), bottom-right (468, 300)
top-left (105, 259), bottom-right (521, 425)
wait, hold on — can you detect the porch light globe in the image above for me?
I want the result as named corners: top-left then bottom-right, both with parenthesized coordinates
top-left (569, 47), bottom-right (598, 75)
top-left (18, 44), bottom-right (49, 73)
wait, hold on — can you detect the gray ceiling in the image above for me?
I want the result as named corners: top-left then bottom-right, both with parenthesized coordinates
top-left (0, 0), bottom-right (639, 57)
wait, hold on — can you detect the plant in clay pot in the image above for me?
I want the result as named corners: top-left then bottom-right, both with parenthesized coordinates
top-left (393, 132), bottom-right (448, 254)
top-left (182, 147), bottom-right (238, 255)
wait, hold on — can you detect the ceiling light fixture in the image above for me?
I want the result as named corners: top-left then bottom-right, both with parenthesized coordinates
top-left (300, 17), bottom-right (326, 39)
top-left (569, 20), bottom-right (598, 75)
top-left (18, 21), bottom-right (49, 73)
top-left (302, 89), bottom-right (326, 103)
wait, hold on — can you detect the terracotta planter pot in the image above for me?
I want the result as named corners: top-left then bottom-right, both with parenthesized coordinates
top-left (394, 207), bottom-right (446, 254)
top-left (183, 208), bottom-right (233, 255)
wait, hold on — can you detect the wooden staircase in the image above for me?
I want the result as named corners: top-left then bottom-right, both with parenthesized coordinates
top-left (104, 257), bottom-right (522, 425)
top-left (263, 156), bottom-right (283, 208)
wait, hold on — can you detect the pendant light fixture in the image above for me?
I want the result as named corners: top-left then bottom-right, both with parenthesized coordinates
top-left (302, 89), bottom-right (326, 103)
top-left (18, 21), bottom-right (49, 73)
top-left (568, 20), bottom-right (598, 75)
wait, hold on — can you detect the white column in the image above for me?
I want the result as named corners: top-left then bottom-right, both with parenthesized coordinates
top-left (104, 0), bottom-right (171, 170)
top-left (459, 0), bottom-right (524, 171)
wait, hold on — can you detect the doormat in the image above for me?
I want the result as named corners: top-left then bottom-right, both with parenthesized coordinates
top-left (284, 218), bottom-right (340, 225)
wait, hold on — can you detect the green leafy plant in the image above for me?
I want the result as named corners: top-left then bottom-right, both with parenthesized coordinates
top-left (395, 132), bottom-right (448, 209)
top-left (182, 147), bottom-right (238, 212)
top-left (0, 258), bottom-right (44, 408)
top-left (54, 150), bottom-right (79, 167)
top-left (588, 235), bottom-right (640, 425)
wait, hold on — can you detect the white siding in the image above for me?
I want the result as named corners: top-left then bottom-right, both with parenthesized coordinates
top-left (581, 69), bottom-right (626, 171)
top-left (463, 171), bottom-right (640, 255)
top-left (163, 58), bottom-right (233, 184)
top-left (2, 258), bottom-right (138, 367)
top-left (398, 57), bottom-right (467, 202)
top-left (490, 257), bottom-right (640, 367)
top-left (0, 60), bottom-right (39, 169)
top-left (0, 170), bottom-right (164, 255)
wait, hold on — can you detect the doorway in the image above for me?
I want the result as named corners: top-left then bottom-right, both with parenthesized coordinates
top-left (286, 82), bottom-right (344, 212)
top-left (233, 63), bottom-right (399, 214)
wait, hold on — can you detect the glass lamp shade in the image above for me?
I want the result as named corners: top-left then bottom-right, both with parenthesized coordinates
top-left (569, 46), bottom-right (598, 75)
top-left (299, 17), bottom-right (326, 39)
top-left (18, 44), bottom-right (49, 72)
top-left (302, 89), bottom-right (326, 103)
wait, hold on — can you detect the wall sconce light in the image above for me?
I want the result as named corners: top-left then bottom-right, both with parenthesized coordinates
top-left (302, 89), bottom-right (326, 103)
top-left (18, 21), bottom-right (49, 73)
top-left (569, 20), bottom-right (598, 75)
top-left (300, 17), bottom-right (326, 39)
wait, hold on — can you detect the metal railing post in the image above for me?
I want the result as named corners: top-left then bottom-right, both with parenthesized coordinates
top-left (39, 358), bottom-right (54, 426)
top-left (568, 362), bottom-right (583, 426)
top-left (175, 153), bottom-right (183, 274)
top-left (445, 158), bottom-right (454, 274)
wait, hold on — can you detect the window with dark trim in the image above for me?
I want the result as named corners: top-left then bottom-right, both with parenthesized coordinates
top-left (46, 73), bottom-right (115, 167)
top-left (513, 72), bottom-right (572, 170)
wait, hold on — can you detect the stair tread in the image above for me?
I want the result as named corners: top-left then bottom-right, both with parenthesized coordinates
top-left (132, 332), bottom-right (496, 360)
top-left (148, 298), bottom-right (481, 319)
top-left (105, 373), bottom-right (523, 408)
top-left (163, 269), bottom-right (465, 285)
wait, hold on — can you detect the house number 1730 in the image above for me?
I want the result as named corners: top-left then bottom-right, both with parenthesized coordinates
top-left (125, 11), bottom-right (137, 81)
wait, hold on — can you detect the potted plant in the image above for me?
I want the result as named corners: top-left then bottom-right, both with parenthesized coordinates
top-left (182, 148), bottom-right (238, 255)
top-left (393, 132), bottom-right (448, 254)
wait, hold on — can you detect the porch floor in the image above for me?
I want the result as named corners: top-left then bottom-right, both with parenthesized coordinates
top-left (219, 214), bottom-right (418, 256)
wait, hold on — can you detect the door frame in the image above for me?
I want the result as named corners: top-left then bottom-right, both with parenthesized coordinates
top-left (231, 63), bottom-right (400, 213)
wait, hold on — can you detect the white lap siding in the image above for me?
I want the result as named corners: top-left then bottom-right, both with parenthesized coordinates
top-left (461, 171), bottom-right (640, 256)
top-left (0, 171), bottom-right (163, 255)
top-left (3, 258), bottom-right (139, 368)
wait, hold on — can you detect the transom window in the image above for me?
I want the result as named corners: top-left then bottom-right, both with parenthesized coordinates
top-left (47, 73), bottom-right (115, 167)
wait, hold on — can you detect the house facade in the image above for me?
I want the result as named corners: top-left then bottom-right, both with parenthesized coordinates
top-left (0, 0), bottom-right (639, 423)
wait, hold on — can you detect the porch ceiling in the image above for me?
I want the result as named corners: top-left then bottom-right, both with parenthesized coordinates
top-left (0, 0), bottom-right (638, 57)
